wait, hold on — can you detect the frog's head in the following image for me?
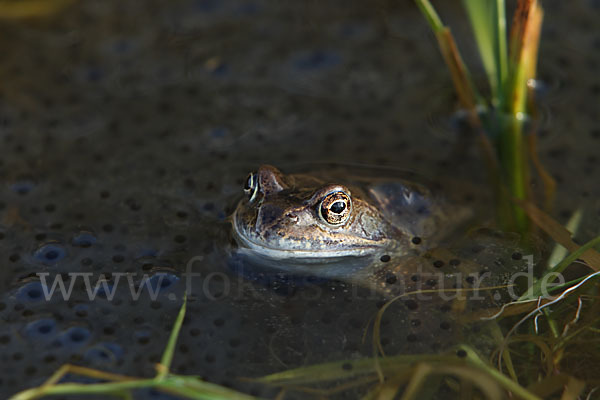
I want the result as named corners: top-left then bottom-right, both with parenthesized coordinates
top-left (232, 165), bottom-right (399, 261)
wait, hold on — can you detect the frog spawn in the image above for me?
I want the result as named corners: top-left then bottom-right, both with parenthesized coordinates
top-left (0, 0), bottom-right (597, 398)
top-left (1, 203), bottom-right (533, 399)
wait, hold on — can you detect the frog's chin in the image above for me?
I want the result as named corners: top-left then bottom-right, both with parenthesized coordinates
top-left (231, 246), bottom-right (381, 280)
top-left (233, 227), bottom-right (391, 262)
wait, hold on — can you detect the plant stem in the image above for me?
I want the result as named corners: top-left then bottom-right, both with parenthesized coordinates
top-left (414, 0), bottom-right (444, 32)
top-left (156, 293), bottom-right (187, 380)
top-left (499, 115), bottom-right (528, 232)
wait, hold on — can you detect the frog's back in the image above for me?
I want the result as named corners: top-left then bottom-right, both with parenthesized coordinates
top-left (293, 163), bottom-right (472, 247)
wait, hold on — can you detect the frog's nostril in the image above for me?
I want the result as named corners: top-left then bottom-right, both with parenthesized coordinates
top-left (285, 212), bottom-right (298, 222)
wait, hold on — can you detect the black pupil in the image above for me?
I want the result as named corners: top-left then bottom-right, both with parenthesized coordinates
top-left (330, 201), bottom-right (345, 214)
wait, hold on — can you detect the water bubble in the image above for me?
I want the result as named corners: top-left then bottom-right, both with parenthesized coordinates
top-left (134, 329), bottom-right (151, 345)
top-left (71, 231), bottom-right (97, 248)
top-left (94, 282), bottom-right (116, 300)
top-left (16, 281), bottom-right (47, 302)
top-left (74, 303), bottom-right (90, 316)
top-left (59, 327), bottom-right (91, 347)
top-left (24, 318), bottom-right (57, 340)
top-left (10, 181), bottom-right (35, 195)
top-left (148, 273), bottom-right (180, 292)
top-left (135, 248), bottom-right (158, 259)
top-left (33, 242), bottom-right (67, 265)
top-left (84, 342), bottom-right (123, 365)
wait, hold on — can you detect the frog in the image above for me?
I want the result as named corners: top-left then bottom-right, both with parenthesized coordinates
top-left (230, 164), bottom-right (473, 285)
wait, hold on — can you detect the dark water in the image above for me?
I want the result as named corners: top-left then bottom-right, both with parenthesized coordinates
top-left (0, 0), bottom-right (599, 398)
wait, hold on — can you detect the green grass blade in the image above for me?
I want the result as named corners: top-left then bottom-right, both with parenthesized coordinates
top-left (414, 0), bottom-right (481, 110)
top-left (167, 376), bottom-right (261, 400)
top-left (414, 0), bottom-right (444, 32)
top-left (547, 209), bottom-right (583, 269)
top-left (498, 115), bottom-right (529, 232)
top-left (254, 354), bottom-right (456, 386)
top-left (462, 0), bottom-right (508, 105)
top-left (157, 293), bottom-right (187, 380)
top-left (519, 235), bottom-right (600, 300)
top-left (459, 346), bottom-right (542, 400)
top-left (495, 0), bottom-right (508, 94)
top-left (9, 379), bottom-right (159, 400)
top-left (9, 376), bottom-right (261, 400)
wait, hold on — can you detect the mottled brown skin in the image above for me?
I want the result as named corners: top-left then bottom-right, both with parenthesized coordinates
top-left (232, 165), bottom-right (463, 267)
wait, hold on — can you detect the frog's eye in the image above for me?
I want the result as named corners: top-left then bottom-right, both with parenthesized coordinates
top-left (243, 172), bottom-right (259, 203)
top-left (319, 191), bottom-right (352, 225)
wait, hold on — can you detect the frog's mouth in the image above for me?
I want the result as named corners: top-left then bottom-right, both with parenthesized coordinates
top-left (232, 212), bottom-right (391, 262)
